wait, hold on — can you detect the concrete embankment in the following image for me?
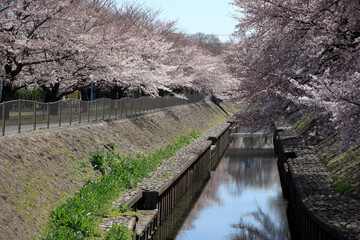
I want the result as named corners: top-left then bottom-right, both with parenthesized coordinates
top-left (0, 99), bottom-right (232, 240)
top-left (274, 128), bottom-right (360, 240)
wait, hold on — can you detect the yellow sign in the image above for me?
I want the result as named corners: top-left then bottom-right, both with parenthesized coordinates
top-left (67, 90), bottom-right (80, 100)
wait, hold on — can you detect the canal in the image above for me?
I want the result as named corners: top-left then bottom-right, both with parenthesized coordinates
top-left (152, 134), bottom-right (291, 240)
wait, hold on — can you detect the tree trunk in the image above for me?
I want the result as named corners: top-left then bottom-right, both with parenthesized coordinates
top-left (42, 84), bottom-right (60, 115)
top-left (110, 85), bottom-right (125, 99)
top-left (1, 85), bottom-right (18, 120)
top-left (79, 88), bottom-right (89, 113)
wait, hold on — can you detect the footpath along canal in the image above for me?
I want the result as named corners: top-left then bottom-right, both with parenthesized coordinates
top-left (152, 134), bottom-right (291, 240)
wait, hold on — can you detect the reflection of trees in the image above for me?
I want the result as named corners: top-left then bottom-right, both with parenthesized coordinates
top-left (178, 136), bottom-right (286, 236)
top-left (230, 136), bottom-right (274, 150)
top-left (268, 191), bottom-right (289, 227)
top-left (229, 207), bottom-right (290, 240)
top-left (180, 156), bottom-right (232, 231)
top-left (226, 135), bottom-right (278, 196)
top-left (227, 153), bottom-right (278, 196)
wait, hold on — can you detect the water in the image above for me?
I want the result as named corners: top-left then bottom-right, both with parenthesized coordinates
top-left (153, 135), bottom-right (291, 240)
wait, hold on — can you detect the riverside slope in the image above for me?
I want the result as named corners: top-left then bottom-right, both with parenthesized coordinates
top-left (0, 100), bottom-right (232, 240)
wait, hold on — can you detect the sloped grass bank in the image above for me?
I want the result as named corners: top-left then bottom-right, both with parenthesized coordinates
top-left (42, 131), bottom-right (200, 240)
top-left (315, 139), bottom-right (360, 198)
top-left (291, 115), bottom-right (360, 199)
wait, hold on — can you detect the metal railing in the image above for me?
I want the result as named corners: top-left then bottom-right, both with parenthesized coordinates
top-left (0, 94), bottom-right (206, 136)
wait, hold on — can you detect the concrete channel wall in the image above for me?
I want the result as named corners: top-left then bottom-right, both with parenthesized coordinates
top-left (273, 128), bottom-right (360, 240)
top-left (101, 120), bottom-right (232, 240)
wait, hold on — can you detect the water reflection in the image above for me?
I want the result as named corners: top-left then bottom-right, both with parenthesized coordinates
top-left (174, 135), bottom-right (290, 240)
top-left (229, 206), bottom-right (290, 240)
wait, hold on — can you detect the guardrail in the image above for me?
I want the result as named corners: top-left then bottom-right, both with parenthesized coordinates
top-left (0, 94), bottom-right (206, 136)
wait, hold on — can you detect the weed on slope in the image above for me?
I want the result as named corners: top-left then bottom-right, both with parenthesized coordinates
top-left (42, 131), bottom-right (200, 239)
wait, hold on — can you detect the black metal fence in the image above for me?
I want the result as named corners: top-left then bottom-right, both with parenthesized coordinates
top-left (0, 94), bottom-right (206, 136)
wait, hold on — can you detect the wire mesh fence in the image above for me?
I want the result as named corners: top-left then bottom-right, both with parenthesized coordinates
top-left (0, 94), bottom-right (206, 136)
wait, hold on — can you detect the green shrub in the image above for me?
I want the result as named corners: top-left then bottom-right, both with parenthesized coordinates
top-left (90, 148), bottom-right (108, 174)
top-left (103, 225), bottom-right (132, 240)
top-left (118, 204), bottom-right (132, 213)
top-left (42, 226), bottom-right (84, 240)
top-left (106, 141), bottom-right (116, 150)
top-left (14, 87), bottom-right (44, 101)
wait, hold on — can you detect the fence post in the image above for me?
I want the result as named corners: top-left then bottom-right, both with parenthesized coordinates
top-left (109, 98), bottom-right (111, 120)
top-left (115, 100), bottom-right (118, 119)
top-left (144, 97), bottom-right (147, 113)
top-left (107, 99), bottom-right (110, 119)
top-left (102, 98), bottom-right (105, 120)
top-left (153, 98), bottom-right (156, 112)
top-left (34, 101), bottom-right (36, 130)
top-left (150, 98), bottom-right (152, 112)
top-left (59, 101), bottom-right (62, 127)
top-left (2, 103), bottom-right (5, 136)
top-left (69, 99), bottom-right (72, 125)
top-left (137, 98), bottom-right (140, 116)
top-left (125, 98), bottom-right (128, 117)
top-left (87, 101), bottom-right (90, 122)
top-left (130, 97), bottom-right (133, 116)
top-left (138, 98), bottom-right (141, 114)
top-left (139, 98), bottom-right (141, 115)
top-left (95, 100), bottom-right (98, 121)
top-left (79, 101), bottom-right (81, 123)
top-left (18, 99), bottom-right (21, 133)
top-left (135, 98), bottom-right (137, 116)
top-left (47, 103), bottom-right (50, 129)
top-left (137, 98), bottom-right (139, 116)
top-left (143, 97), bottom-right (146, 113)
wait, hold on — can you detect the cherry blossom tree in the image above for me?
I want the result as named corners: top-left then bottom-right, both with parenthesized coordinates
top-left (1, 0), bottom-right (236, 107)
top-left (1, 0), bottom-right (85, 101)
top-left (229, 0), bottom-right (360, 148)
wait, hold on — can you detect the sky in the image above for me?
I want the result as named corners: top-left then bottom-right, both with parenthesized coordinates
top-left (116, 0), bottom-right (239, 42)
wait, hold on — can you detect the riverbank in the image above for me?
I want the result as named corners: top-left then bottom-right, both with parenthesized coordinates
top-left (0, 99), bottom-right (234, 240)
top-left (99, 120), bottom-right (230, 239)
top-left (291, 116), bottom-right (360, 199)
top-left (274, 125), bottom-right (360, 239)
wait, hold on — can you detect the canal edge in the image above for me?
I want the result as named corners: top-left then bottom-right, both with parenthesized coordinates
top-left (99, 119), bottom-right (232, 239)
top-left (273, 126), bottom-right (360, 240)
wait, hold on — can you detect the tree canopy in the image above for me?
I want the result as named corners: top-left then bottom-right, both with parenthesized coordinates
top-left (2, 0), bottom-right (358, 148)
top-left (228, 0), bottom-right (360, 148)
top-left (0, 0), bottom-right (234, 101)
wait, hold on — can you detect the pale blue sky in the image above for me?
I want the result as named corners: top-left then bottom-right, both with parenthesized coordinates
top-left (116, 0), bottom-right (238, 42)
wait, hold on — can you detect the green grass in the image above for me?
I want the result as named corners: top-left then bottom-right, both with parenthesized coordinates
top-left (102, 225), bottom-right (133, 240)
top-left (69, 154), bottom-right (88, 174)
top-left (103, 204), bottom-right (139, 220)
top-left (293, 116), bottom-right (316, 135)
top-left (332, 175), bottom-right (356, 195)
top-left (42, 131), bottom-right (200, 239)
